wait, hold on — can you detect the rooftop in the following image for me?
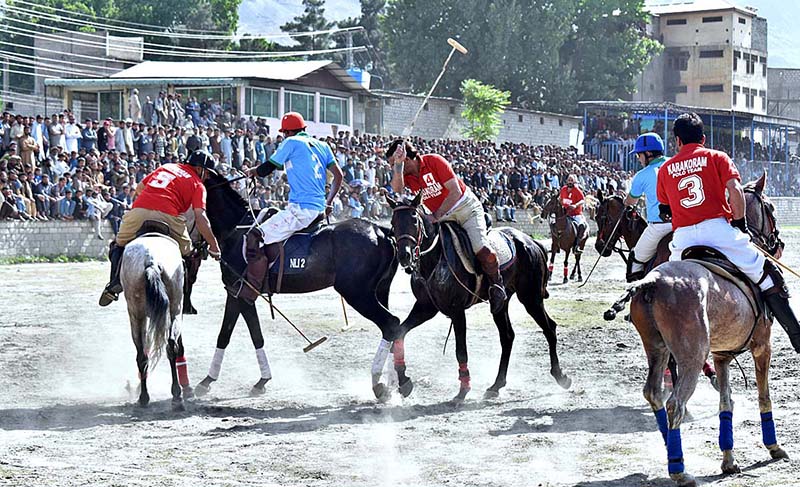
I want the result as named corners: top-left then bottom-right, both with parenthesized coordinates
top-left (645, 0), bottom-right (758, 17)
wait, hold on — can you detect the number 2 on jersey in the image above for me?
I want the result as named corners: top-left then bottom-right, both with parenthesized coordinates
top-left (678, 174), bottom-right (705, 208)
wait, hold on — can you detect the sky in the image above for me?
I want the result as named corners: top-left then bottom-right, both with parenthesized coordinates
top-left (238, 0), bottom-right (800, 68)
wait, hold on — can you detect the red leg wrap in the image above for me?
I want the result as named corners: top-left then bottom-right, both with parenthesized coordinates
top-left (703, 361), bottom-right (716, 377)
top-left (393, 339), bottom-right (405, 367)
top-left (458, 363), bottom-right (470, 389)
top-left (548, 264), bottom-right (554, 273)
top-left (563, 266), bottom-right (568, 278)
top-left (176, 355), bottom-right (190, 387)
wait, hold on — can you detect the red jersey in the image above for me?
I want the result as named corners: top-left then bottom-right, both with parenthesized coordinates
top-left (404, 154), bottom-right (466, 214)
top-left (560, 186), bottom-right (585, 216)
top-left (656, 143), bottom-right (740, 229)
top-left (133, 163), bottom-right (206, 216)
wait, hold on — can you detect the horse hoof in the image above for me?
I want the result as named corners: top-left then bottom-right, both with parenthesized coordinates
top-left (721, 462), bottom-right (741, 475)
top-left (450, 387), bottom-right (470, 405)
top-left (557, 375), bottom-right (572, 390)
top-left (373, 382), bottom-right (392, 402)
top-left (670, 472), bottom-right (696, 487)
top-left (182, 386), bottom-right (195, 400)
top-left (398, 379), bottom-right (414, 398)
top-left (194, 383), bottom-right (210, 398)
top-left (183, 306), bottom-right (198, 315)
top-left (770, 447), bottom-right (790, 460)
top-left (483, 389), bottom-right (499, 400)
top-left (137, 397), bottom-right (150, 408)
top-left (562, 278), bottom-right (568, 284)
top-left (250, 385), bottom-right (266, 397)
top-left (172, 399), bottom-right (185, 412)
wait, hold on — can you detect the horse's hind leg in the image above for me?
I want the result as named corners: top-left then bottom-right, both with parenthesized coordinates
top-left (196, 294), bottom-right (240, 397)
top-left (240, 299), bottom-right (271, 396)
top-left (518, 290), bottom-right (571, 389)
top-left (664, 347), bottom-right (705, 486)
top-left (562, 250), bottom-right (570, 283)
top-left (451, 310), bottom-right (471, 404)
top-left (548, 242), bottom-right (556, 279)
top-left (485, 301), bottom-right (514, 399)
top-left (175, 335), bottom-right (193, 399)
top-left (167, 337), bottom-right (185, 411)
top-left (751, 335), bottom-right (790, 460)
top-left (712, 353), bottom-right (739, 474)
top-left (131, 317), bottom-right (150, 407)
top-left (574, 252), bottom-right (583, 282)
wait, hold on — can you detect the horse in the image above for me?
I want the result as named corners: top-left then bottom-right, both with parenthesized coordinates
top-left (192, 172), bottom-right (401, 399)
top-left (602, 173), bottom-right (789, 486)
top-left (542, 192), bottom-right (588, 283)
top-left (388, 193), bottom-right (571, 403)
top-left (120, 232), bottom-right (192, 410)
top-left (181, 208), bottom-right (206, 315)
top-left (593, 190), bottom-right (719, 391)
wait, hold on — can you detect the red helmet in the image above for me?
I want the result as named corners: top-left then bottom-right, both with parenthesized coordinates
top-left (280, 112), bottom-right (306, 132)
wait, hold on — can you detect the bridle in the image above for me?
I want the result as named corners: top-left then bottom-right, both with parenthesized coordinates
top-left (744, 188), bottom-right (783, 256)
top-left (595, 197), bottom-right (631, 260)
top-left (391, 204), bottom-right (434, 272)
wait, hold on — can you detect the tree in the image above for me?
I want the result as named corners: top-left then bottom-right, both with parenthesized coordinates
top-left (460, 79), bottom-right (510, 141)
top-left (280, 0), bottom-right (335, 54)
top-left (332, 1), bottom-right (388, 78)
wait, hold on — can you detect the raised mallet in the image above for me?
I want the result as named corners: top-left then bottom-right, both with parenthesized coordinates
top-left (402, 38), bottom-right (468, 136)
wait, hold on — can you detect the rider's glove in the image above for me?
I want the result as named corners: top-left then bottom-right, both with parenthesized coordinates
top-left (658, 204), bottom-right (672, 222)
top-left (730, 217), bottom-right (748, 234)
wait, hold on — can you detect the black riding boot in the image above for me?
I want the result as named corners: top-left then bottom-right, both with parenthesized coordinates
top-left (762, 262), bottom-right (800, 353)
top-left (574, 224), bottom-right (586, 253)
top-left (626, 251), bottom-right (646, 283)
top-left (476, 247), bottom-right (507, 315)
top-left (99, 242), bottom-right (125, 306)
top-left (182, 255), bottom-right (198, 315)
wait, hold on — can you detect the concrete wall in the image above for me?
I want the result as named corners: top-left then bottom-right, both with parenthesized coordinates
top-left (0, 220), bottom-right (112, 259)
top-left (373, 91), bottom-right (581, 146)
top-left (768, 68), bottom-right (800, 120)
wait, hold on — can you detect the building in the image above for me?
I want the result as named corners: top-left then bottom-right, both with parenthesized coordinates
top-left (635, 0), bottom-right (768, 115)
top-left (768, 67), bottom-right (800, 120)
top-left (45, 60), bottom-right (365, 137)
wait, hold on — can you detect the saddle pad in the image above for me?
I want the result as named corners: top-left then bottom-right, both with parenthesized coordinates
top-left (488, 230), bottom-right (516, 270)
top-left (442, 224), bottom-right (516, 275)
top-left (270, 233), bottom-right (314, 276)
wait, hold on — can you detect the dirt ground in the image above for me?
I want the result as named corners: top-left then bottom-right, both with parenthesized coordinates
top-left (0, 231), bottom-right (798, 487)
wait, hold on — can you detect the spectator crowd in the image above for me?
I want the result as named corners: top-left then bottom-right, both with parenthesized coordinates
top-left (0, 104), bottom-right (634, 241)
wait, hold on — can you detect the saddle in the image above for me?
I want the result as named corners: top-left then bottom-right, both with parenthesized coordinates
top-left (135, 220), bottom-right (178, 245)
top-left (681, 245), bottom-right (766, 354)
top-left (440, 222), bottom-right (517, 306)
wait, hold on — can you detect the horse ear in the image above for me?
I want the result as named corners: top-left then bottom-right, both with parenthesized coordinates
top-left (386, 193), bottom-right (397, 209)
top-left (411, 191), bottom-right (423, 207)
top-left (596, 189), bottom-right (604, 202)
top-left (755, 170), bottom-right (767, 194)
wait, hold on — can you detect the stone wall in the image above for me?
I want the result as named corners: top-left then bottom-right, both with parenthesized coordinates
top-left (0, 220), bottom-right (113, 259)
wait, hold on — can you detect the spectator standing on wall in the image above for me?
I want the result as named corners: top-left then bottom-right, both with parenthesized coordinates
top-left (64, 115), bottom-right (82, 154)
top-left (33, 173), bottom-right (54, 220)
top-left (142, 95), bottom-right (155, 127)
top-left (31, 115), bottom-right (47, 162)
top-left (81, 119), bottom-right (97, 152)
top-left (48, 114), bottom-right (64, 151)
top-left (129, 89), bottom-right (142, 123)
top-left (19, 126), bottom-right (38, 167)
top-left (114, 120), bottom-right (126, 154)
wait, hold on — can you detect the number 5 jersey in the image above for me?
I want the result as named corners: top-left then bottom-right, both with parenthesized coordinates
top-left (656, 142), bottom-right (740, 230)
top-left (133, 163), bottom-right (207, 216)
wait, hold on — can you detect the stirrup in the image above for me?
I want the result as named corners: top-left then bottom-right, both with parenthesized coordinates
top-left (99, 288), bottom-right (119, 307)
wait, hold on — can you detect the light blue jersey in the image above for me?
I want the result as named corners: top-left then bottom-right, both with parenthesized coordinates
top-left (269, 132), bottom-right (334, 211)
top-left (629, 155), bottom-right (667, 223)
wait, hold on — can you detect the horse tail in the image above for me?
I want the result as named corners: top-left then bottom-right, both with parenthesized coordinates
top-left (144, 258), bottom-right (170, 365)
top-left (603, 273), bottom-right (658, 321)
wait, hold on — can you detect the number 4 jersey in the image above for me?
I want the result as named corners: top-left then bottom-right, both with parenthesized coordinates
top-left (133, 163), bottom-right (207, 216)
top-left (656, 143), bottom-right (740, 230)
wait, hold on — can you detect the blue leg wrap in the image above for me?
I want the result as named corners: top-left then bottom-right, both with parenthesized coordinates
top-left (761, 411), bottom-right (777, 446)
top-left (654, 408), bottom-right (668, 445)
top-left (667, 428), bottom-right (685, 475)
top-left (719, 411), bottom-right (734, 451)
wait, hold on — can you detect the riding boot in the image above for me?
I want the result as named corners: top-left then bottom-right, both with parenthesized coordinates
top-left (182, 255), bottom-right (197, 314)
top-left (99, 242), bottom-right (125, 306)
top-left (762, 263), bottom-right (800, 353)
top-left (236, 228), bottom-right (269, 304)
top-left (573, 223), bottom-right (586, 253)
top-left (476, 246), bottom-right (507, 315)
top-left (626, 251), bottom-right (646, 283)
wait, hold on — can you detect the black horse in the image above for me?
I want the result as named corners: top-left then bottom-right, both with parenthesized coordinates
top-left (192, 172), bottom-right (401, 398)
top-left (389, 193), bottom-right (571, 402)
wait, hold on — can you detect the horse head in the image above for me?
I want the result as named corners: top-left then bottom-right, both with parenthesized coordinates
top-left (204, 172), bottom-right (250, 242)
top-left (387, 191), bottom-right (425, 271)
top-left (744, 170), bottom-right (782, 256)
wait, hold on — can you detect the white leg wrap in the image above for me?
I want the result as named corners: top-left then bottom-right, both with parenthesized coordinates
top-left (371, 339), bottom-right (392, 386)
top-left (255, 347), bottom-right (272, 380)
top-left (207, 348), bottom-right (225, 380)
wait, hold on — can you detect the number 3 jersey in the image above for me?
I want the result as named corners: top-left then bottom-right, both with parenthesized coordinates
top-left (656, 143), bottom-right (740, 230)
top-left (133, 163), bottom-right (206, 216)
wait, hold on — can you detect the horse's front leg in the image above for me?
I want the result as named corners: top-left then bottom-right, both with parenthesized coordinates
top-left (562, 249), bottom-right (570, 283)
top-left (712, 354), bottom-right (738, 475)
top-left (751, 337), bottom-right (790, 460)
top-left (548, 240), bottom-right (557, 279)
top-left (393, 299), bottom-right (439, 399)
top-left (240, 298), bottom-right (271, 396)
top-left (451, 310), bottom-right (471, 404)
top-left (195, 294), bottom-right (240, 397)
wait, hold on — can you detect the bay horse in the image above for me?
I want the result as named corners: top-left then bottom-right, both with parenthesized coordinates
top-left (389, 193), bottom-right (571, 403)
top-left (593, 190), bottom-right (718, 391)
top-left (193, 172), bottom-right (401, 398)
top-left (120, 233), bottom-right (192, 410)
top-left (542, 192), bottom-right (587, 283)
top-left (603, 173), bottom-right (789, 486)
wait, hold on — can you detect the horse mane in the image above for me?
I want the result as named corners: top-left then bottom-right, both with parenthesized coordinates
top-left (204, 172), bottom-right (251, 234)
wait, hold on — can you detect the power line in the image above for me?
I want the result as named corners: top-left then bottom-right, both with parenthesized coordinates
top-left (1, 20), bottom-right (369, 59)
top-left (1, 57), bottom-right (102, 77)
top-left (0, 48), bottom-right (120, 73)
top-left (0, 38), bottom-right (133, 68)
top-left (3, 2), bottom-right (366, 42)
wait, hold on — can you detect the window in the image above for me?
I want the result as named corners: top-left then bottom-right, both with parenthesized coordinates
top-left (668, 53), bottom-right (689, 71)
top-left (99, 91), bottom-right (122, 121)
top-left (423, 103), bottom-right (429, 111)
top-left (702, 16), bottom-right (723, 23)
top-left (699, 50), bottom-right (724, 58)
top-left (518, 114), bottom-right (523, 123)
top-left (667, 18), bottom-right (687, 25)
top-left (559, 119), bottom-right (563, 127)
top-left (734, 50), bottom-right (740, 70)
top-left (245, 87), bottom-right (278, 118)
top-left (699, 84), bottom-right (724, 93)
top-left (449, 105), bottom-right (456, 115)
top-left (761, 91), bottom-right (767, 110)
top-left (384, 98), bottom-right (392, 106)
top-left (284, 91), bottom-right (314, 121)
top-left (739, 17), bottom-right (747, 25)
top-left (763, 63), bottom-right (767, 77)
top-left (666, 85), bottom-right (688, 94)
top-left (320, 95), bottom-right (349, 125)
top-left (539, 117), bottom-right (544, 125)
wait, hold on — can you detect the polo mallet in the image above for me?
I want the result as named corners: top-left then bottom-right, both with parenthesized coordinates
top-left (402, 38), bottom-right (468, 137)
top-left (326, 214), bottom-right (351, 330)
top-left (577, 209), bottom-right (627, 288)
top-left (219, 258), bottom-right (327, 353)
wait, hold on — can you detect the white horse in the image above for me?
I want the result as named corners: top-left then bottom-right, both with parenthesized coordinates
top-left (121, 233), bottom-right (192, 410)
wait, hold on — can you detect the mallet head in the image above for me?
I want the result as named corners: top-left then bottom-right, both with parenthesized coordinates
top-left (447, 38), bottom-right (468, 55)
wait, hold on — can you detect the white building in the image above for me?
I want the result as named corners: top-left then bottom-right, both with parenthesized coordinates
top-left (635, 0), bottom-right (768, 114)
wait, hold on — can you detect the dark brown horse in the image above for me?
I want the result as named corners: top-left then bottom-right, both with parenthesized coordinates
top-left (389, 193), bottom-right (571, 403)
top-left (603, 173), bottom-right (789, 486)
top-left (542, 193), bottom-right (588, 283)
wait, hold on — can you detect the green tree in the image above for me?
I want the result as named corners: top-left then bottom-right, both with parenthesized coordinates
top-left (332, 1), bottom-right (388, 78)
top-left (280, 0), bottom-right (335, 54)
top-left (460, 79), bottom-right (510, 141)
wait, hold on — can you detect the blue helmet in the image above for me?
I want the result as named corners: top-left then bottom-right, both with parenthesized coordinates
top-left (630, 132), bottom-right (665, 155)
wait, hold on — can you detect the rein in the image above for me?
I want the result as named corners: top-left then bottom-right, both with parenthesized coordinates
top-left (745, 188), bottom-right (782, 256)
